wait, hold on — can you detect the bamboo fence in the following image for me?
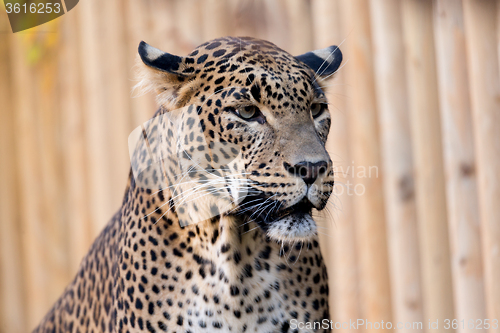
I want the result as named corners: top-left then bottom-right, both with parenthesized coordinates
top-left (0, 0), bottom-right (499, 332)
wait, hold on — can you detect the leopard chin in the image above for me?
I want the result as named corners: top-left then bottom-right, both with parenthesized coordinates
top-left (265, 212), bottom-right (318, 242)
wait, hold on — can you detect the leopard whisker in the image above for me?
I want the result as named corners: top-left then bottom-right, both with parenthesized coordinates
top-left (146, 179), bottom-right (253, 220)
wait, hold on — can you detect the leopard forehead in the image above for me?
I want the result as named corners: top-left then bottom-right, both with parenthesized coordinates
top-left (185, 36), bottom-right (326, 107)
top-left (189, 37), bottom-right (310, 77)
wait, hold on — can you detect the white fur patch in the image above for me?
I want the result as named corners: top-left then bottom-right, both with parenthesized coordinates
top-left (142, 43), bottom-right (164, 61)
top-left (312, 46), bottom-right (337, 64)
top-left (266, 213), bottom-right (317, 242)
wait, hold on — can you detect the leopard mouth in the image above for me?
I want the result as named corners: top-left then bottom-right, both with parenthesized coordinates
top-left (236, 192), bottom-right (314, 230)
top-left (269, 199), bottom-right (313, 220)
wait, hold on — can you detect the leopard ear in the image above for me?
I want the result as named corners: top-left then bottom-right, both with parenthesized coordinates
top-left (136, 41), bottom-right (196, 109)
top-left (138, 41), bottom-right (192, 75)
top-left (296, 45), bottom-right (342, 78)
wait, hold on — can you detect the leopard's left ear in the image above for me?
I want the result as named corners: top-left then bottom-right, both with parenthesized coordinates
top-left (296, 45), bottom-right (342, 78)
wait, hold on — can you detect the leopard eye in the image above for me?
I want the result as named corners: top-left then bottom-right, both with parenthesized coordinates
top-left (237, 105), bottom-right (259, 119)
top-left (311, 103), bottom-right (327, 118)
top-left (225, 105), bottom-right (266, 124)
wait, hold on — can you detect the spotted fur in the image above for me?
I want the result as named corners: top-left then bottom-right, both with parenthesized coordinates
top-left (34, 37), bottom-right (342, 333)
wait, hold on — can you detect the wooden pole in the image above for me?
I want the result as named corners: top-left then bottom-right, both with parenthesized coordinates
top-left (498, 1), bottom-right (500, 73)
top-left (174, 0), bottom-right (203, 53)
top-left (77, 0), bottom-right (113, 236)
top-left (263, 0), bottom-right (290, 50)
top-left (148, 0), bottom-right (177, 52)
top-left (202, 0), bottom-right (231, 41)
top-left (286, 0), bottom-right (314, 55)
top-left (401, 0), bottom-right (455, 325)
top-left (58, 8), bottom-right (92, 273)
top-left (10, 32), bottom-right (49, 330)
top-left (34, 20), bottom-right (71, 307)
top-left (339, 0), bottom-right (393, 329)
top-left (311, 0), bottom-right (360, 328)
top-left (125, 0), bottom-right (156, 125)
top-left (101, 0), bottom-right (132, 209)
top-left (462, 0), bottom-right (500, 325)
top-left (369, 0), bottom-right (424, 330)
top-left (433, 0), bottom-right (487, 329)
top-left (228, 0), bottom-right (267, 40)
top-left (0, 12), bottom-right (26, 333)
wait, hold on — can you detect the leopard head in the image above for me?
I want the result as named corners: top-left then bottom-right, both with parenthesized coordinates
top-left (135, 37), bottom-right (342, 242)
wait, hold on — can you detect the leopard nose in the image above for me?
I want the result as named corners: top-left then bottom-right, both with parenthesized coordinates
top-left (285, 161), bottom-right (329, 185)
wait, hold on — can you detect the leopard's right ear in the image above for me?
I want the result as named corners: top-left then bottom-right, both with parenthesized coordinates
top-left (136, 41), bottom-right (196, 109)
top-left (139, 41), bottom-right (192, 75)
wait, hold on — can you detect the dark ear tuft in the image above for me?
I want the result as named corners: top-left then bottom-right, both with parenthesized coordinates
top-left (296, 45), bottom-right (342, 77)
top-left (138, 41), bottom-right (185, 74)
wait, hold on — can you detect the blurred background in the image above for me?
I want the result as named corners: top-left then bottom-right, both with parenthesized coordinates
top-left (1, 0), bottom-right (499, 332)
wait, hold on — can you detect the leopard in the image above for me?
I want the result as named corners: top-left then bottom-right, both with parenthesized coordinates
top-left (33, 36), bottom-right (342, 333)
